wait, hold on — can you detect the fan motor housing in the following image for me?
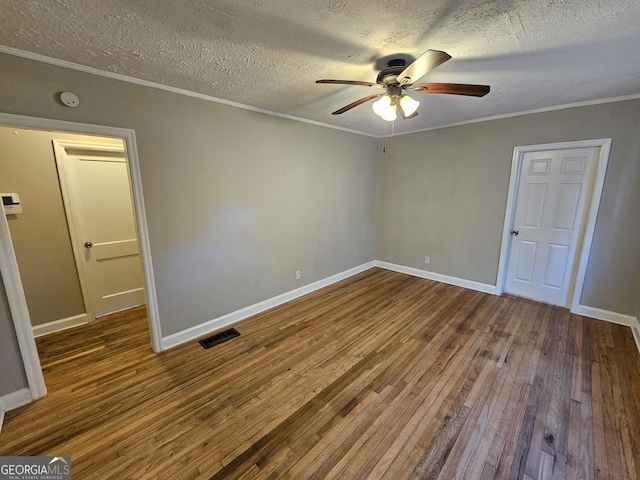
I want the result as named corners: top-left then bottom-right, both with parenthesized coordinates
top-left (376, 60), bottom-right (407, 86)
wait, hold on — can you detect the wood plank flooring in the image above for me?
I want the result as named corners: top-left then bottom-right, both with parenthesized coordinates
top-left (2, 268), bottom-right (639, 479)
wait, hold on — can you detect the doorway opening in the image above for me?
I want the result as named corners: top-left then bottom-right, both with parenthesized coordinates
top-left (495, 139), bottom-right (612, 313)
top-left (0, 114), bottom-right (162, 405)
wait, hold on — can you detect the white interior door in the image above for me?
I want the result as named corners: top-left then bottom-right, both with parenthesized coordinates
top-left (55, 142), bottom-right (145, 318)
top-left (504, 147), bottom-right (598, 307)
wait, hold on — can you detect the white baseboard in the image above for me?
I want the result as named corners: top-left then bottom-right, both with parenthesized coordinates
top-left (571, 304), bottom-right (638, 327)
top-left (32, 313), bottom-right (89, 338)
top-left (0, 388), bottom-right (33, 413)
top-left (374, 263), bottom-right (640, 353)
top-left (0, 389), bottom-right (33, 435)
top-left (632, 323), bottom-right (640, 355)
top-left (161, 261), bottom-right (376, 350)
top-left (572, 304), bottom-right (640, 354)
top-left (159, 259), bottom-right (640, 356)
top-left (375, 260), bottom-right (497, 295)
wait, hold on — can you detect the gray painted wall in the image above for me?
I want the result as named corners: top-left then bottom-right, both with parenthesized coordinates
top-left (0, 128), bottom-right (123, 327)
top-left (0, 268), bottom-right (29, 397)
top-left (1, 51), bottom-right (638, 402)
top-left (377, 99), bottom-right (640, 315)
top-left (0, 53), bottom-right (378, 337)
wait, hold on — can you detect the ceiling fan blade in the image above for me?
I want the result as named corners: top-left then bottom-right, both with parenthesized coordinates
top-left (397, 50), bottom-right (451, 86)
top-left (410, 83), bottom-right (491, 97)
top-left (332, 94), bottom-right (382, 115)
top-left (397, 103), bottom-right (418, 120)
top-left (316, 79), bottom-right (384, 88)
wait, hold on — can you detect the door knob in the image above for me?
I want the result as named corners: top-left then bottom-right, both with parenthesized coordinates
top-left (84, 241), bottom-right (93, 248)
top-left (511, 230), bottom-right (519, 236)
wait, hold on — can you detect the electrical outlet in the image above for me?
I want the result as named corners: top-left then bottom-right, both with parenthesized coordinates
top-left (424, 256), bottom-right (430, 265)
top-left (295, 270), bottom-right (301, 280)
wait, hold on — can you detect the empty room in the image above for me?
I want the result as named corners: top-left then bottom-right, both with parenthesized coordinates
top-left (0, 1), bottom-right (639, 479)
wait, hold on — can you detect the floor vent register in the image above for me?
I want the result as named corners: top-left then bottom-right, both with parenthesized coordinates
top-left (199, 328), bottom-right (240, 349)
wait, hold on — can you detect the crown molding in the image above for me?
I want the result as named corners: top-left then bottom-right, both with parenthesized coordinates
top-left (0, 45), bottom-right (376, 138)
top-left (390, 93), bottom-right (640, 138)
top-left (3, 45), bottom-right (639, 140)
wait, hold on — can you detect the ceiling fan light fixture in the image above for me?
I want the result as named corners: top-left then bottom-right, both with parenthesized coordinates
top-left (372, 95), bottom-right (397, 121)
top-left (317, 49), bottom-right (490, 119)
top-left (399, 95), bottom-right (420, 117)
top-left (380, 105), bottom-right (397, 122)
top-left (372, 95), bottom-right (392, 117)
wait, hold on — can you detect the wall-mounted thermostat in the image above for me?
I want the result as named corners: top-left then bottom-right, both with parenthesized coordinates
top-left (2, 193), bottom-right (22, 214)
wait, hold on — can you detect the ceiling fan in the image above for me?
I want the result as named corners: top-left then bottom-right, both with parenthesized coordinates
top-left (316, 50), bottom-right (490, 121)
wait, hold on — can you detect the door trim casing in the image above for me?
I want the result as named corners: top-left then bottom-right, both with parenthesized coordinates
top-left (0, 112), bottom-right (163, 404)
top-left (495, 138), bottom-right (612, 314)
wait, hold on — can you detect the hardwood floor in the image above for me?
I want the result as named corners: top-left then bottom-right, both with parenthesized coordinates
top-left (2, 268), bottom-right (639, 479)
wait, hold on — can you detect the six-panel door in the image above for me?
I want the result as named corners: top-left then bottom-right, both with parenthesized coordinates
top-left (504, 147), bottom-right (598, 307)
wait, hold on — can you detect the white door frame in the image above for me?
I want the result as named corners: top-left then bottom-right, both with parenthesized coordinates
top-left (0, 200), bottom-right (47, 400)
top-left (0, 112), bottom-right (163, 404)
top-left (495, 138), bottom-right (612, 314)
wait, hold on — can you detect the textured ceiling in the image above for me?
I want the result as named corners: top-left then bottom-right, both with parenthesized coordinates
top-left (1, 0), bottom-right (639, 136)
